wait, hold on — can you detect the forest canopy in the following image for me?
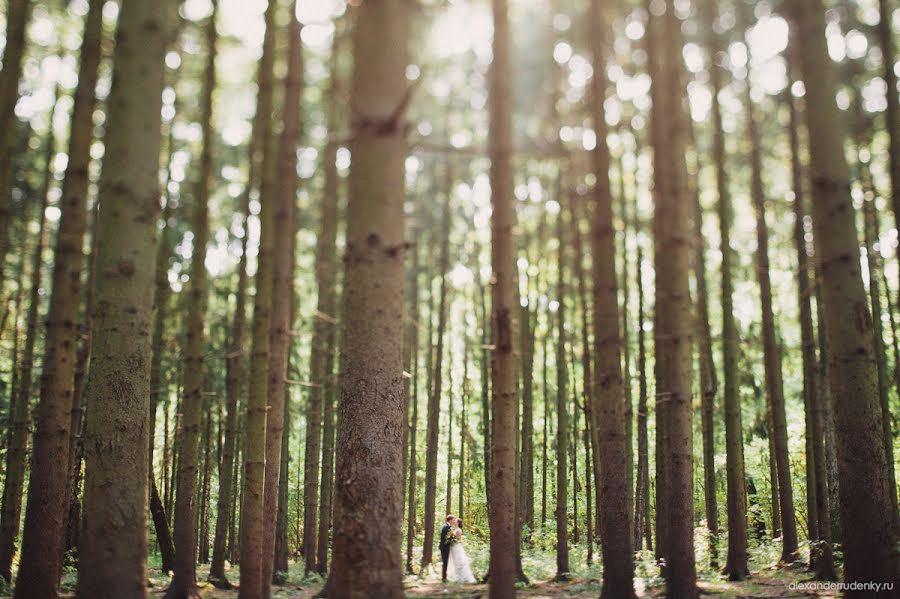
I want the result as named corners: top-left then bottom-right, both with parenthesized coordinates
top-left (0, 0), bottom-right (898, 598)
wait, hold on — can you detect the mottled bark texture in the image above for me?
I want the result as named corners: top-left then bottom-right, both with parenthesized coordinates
top-left (787, 0), bottom-right (900, 593)
top-left (75, 1), bottom-right (169, 596)
top-left (329, 0), bottom-right (408, 596)
top-left (647, 1), bottom-right (698, 595)
top-left (14, 1), bottom-right (104, 594)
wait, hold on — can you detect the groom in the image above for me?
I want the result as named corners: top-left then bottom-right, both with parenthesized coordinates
top-left (439, 514), bottom-right (454, 581)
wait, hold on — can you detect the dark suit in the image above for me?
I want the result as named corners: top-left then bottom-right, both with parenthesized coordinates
top-left (439, 522), bottom-right (451, 580)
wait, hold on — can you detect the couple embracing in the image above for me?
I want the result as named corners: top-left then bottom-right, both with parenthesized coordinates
top-left (439, 514), bottom-right (477, 584)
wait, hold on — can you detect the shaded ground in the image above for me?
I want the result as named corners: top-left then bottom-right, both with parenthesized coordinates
top-left (113, 562), bottom-right (838, 598)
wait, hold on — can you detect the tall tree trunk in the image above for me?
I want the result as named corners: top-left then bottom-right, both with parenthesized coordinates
top-left (0, 0), bottom-right (32, 295)
top-left (480, 280), bottom-right (492, 510)
top-left (859, 146), bottom-right (900, 533)
top-left (587, 2), bottom-right (634, 593)
top-left (315, 27), bottom-right (343, 578)
top-left (447, 347), bottom-right (455, 516)
top-left (210, 7), bottom-right (269, 585)
top-left (237, 0), bottom-right (278, 593)
top-left (738, 4), bottom-right (798, 561)
top-left (274, 388), bottom-right (291, 579)
top-left (634, 237), bottom-right (651, 552)
top-left (518, 302), bottom-right (535, 534)
top-left (405, 236), bottom-right (420, 574)
top-left (815, 274), bottom-right (842, 545)
top-left (702, 0), bottom-right (748, 579)
top-left (14, 0), bottom-right (103, 592)
top-left (787, 0), bottom-right (900, 591)
top-left (75, 1), bottom-right (168, 595)
top-left (0, 149), bottom-right (51, 583)
top-left (304, 33), bottom-right (342, 577)
top-left (421, 196), bottom-right (451, 569)
top-left (554, 210), bottom-right (570, 580)
top-left (647, 1), bottom-right (698, 595)
top-left (260, 5), bottom-right (301, 596)
top-left (687, 122), bottom-right (719, 568)
top-left (168, 5), bottom-right (218, 595)
top-left (488, 0), bottom-right (517, 595)
top-left (329, 0), bottom-right (408, 594)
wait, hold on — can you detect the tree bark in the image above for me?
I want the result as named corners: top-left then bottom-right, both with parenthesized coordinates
top-left (488, 0), bottom-right (517, 595)
top-left (737, 4), bottom-right (799, 561)
top-left (647, 1), bottom-right (698, 595)
top-left (75, 2), bottom-right (168, 595)
top-left (236, 0), bottom-right (278, 593)
top-left (13, 0), bottom-right (103, 592)
top-left (0, 0), bottom-right (32, 296)
top-left (329, 0), bottom-right (408, 595)
top-left (259, 5), bottom-right (301, 596)
top-left (587, 2), bottom-right (634, 593)
top-left (702, 0), bottom-right (748, 579)
top-left (786, 0), bottom-right (900, 592)
top-left (168, 5), bottom-right (218, 595)
top-left (554, 208), bottom-right (570, 580)
top-left (0, 145), bottom-right (51, 584)
top-left (421, 193), bottom-right (451, 568)
top-left (405, 236), bottom-right (420, 574)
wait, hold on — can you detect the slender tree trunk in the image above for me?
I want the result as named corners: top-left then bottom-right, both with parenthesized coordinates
top-left (209, 12), bottom-right (267, 586)
top-left (447, 348), bottom-right (455, 517)
top-left (260, 5), bottom-right (301, 596)
top-left (329, 0), bottom-right (408, 594)
top-left (518, 302), bottom-right (535, 533)
top-left (315, 29), bottom-right (343, 577)
top-left (554, 210), bottom-right (570, 580)
top-left (647, 1), bottom-right (698, 595)
top-left (480, 281), bottom-right (492, 510)
top-left (738, 5), bottom-right (798, 561)
top-left (587, 3), bottom-right (634, 592)
top-left (168, 5), bottom-right (218, 595)
top-left (787, 0), bottom-right (900, 591)
top-left (634, 238), bottom-right (651, 552)
top-left (702, 0), bottom-right (748, 579)
top-left (0, 155), bottom-right (51, 584)
top-left (421, 196), bottom-right (451, 569)
top-left (0, 0), bottom-right (32, 295)
top-left (405, 237), bottom-right (420, 574)
top-left (303, 38), bottom-right (342, 576)
top-left (14, 1), bottom-right (103, 592)
top-left (766, 414), bottom-right (782, 538)
top-left (274, 387), bottom-right (291, 578)
top-left (75, 2), bottom-right (168, 595)
top-left (236, 0), bottom-right (278, 594)
top-left (488, 0), bottom-right (517, 594)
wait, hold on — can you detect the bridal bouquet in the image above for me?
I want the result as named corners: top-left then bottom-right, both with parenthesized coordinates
top-left (446, 531), bottom-right (460, 546)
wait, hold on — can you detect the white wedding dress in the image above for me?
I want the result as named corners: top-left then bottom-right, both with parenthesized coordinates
top-left (446, 528), bottom-right (477, 584)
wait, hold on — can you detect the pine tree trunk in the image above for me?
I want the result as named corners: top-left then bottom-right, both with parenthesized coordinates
top-left (422, 197), bottom-right (451, 569)
top-left (75, 2), bottom-right (168, 595)
top-left (480, 281), bottom-right (492, 510)
top-left (0, 164), bottom-right (51, 583)
top-left (738, 6), bottom-right (798, 561)
top-left (518, 302), bottom-right (535, 533)
top-left (634, 238), bottom-right (651, 552)
top-left (13, 0), bottom-right (102, 592)
top-left (209, 9), bottom-right (267, 584)
top-left (405, 238), bottom-right (420, 574)
top-left (260, 5), bottom-right (301, 595)
top-left (447, 347), bottom-right (455, 517)
top-left (329, 0), bottom-right (408, 594)
top-left (0, 0), bottom-right (32, 296)
top-left (815, 275), bottom-right (842, 545)
top-left (702, 0), bottom-right (748, 579)
top-left (648, 1), bottom-right (698, 595)
top-left (488, 0), bottom-right (517, 594)
top-left (274, 389), bottom-right (291, 578)
top-left (315, 28), bottom-right (343, 577)
top-left (554, 211), bottom-right (570, 580)
top-left (587, 3), bottom-right (634, 592)
top-left (787, 0), bottom-right (900, 590)
top-left (304, 36), bottom-right (342, 575)
top-left (168, 5), bottom-right (218, 595)
top-left (787, 59), bottom-right (824, 570)
top-left (237, 0), bottom-right (278, 593)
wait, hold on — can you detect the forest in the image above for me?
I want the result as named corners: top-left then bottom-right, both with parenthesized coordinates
top-left (0, 0), bottom-right (899, 597)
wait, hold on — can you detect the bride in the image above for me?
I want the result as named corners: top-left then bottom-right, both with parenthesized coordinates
top-left (446, 518), bottom-right (477, 584)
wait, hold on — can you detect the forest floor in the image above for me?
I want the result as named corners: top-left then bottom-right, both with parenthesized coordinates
top-left (109, 561), bottom-right (839, 598)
